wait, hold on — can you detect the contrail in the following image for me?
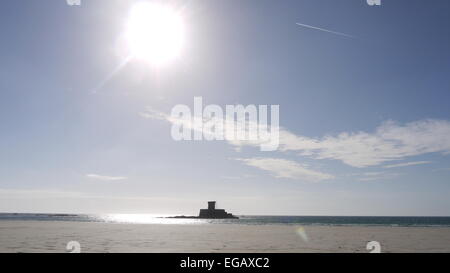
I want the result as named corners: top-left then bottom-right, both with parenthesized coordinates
top-left (296, 22), bottom-right (354, 38)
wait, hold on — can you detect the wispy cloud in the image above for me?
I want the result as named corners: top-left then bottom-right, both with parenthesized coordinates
top-left (140, 107), bottom-right (168, 121)
top-left (236, 157), bottom-right (334, 182)
top-left (277, 119), bottom-right (450, 168)
top-left (0, 189), bottom-right (88, 199)
top-left (383, 161), bottom-right (432, 169)
top-left (296, 22), bottom-right (354, 38)
top-left (143, 108), bottom-right (450, 169)
top-left (354, 171), bottom-right (402, 182)
top-left (140, 106), bottom-right (277, 150)
top-left (86, 174), bottom-right (127, 181)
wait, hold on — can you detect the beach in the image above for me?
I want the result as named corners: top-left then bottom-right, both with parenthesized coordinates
top-left (1, 220), bottom-right (449, 253)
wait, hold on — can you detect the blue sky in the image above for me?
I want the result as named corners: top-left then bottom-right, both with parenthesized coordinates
top-left (1, 0), bottom-right (450, 215)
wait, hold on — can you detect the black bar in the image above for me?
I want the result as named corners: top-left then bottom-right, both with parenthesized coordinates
top-left (1, 253), bottom-right (448, 272)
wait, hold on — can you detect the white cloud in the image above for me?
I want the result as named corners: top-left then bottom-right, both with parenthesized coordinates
top-left (0, 189), bottom-right (87, 199)
top-left (383, 161), bottom-right (432, 169)
top-left (277, 119), bottom-right (450, 167)
top-left (355, 171), bottom-right (402, 182)
top-left (142, 108), bottom-right (450, 168)
top-left (140, 107), bottom-right (168, 121)
top-left (236, 157), bottom-right (334, 182)
top-left (86, 174), bottom-right (127, 181)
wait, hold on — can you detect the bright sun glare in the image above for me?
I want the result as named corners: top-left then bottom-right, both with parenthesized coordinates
top-left (125, 2), bottom-right (184, 66)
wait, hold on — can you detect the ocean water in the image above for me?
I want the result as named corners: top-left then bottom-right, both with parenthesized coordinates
top-left (1, 213), bottom-right (450, 227)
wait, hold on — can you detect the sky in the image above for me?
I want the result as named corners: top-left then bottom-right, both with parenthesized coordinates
top-left (0, 0), bottom-right (450, 215)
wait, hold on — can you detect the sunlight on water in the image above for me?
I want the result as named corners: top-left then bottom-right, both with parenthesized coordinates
top-left (100, 214), bottom-right (207, 225)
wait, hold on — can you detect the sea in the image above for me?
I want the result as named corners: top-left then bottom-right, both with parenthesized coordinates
top-left (1, 213), bottom-right (450, 227)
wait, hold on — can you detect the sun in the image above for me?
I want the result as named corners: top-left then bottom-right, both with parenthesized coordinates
top-left (125, 2), bottom-right (184, 66)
